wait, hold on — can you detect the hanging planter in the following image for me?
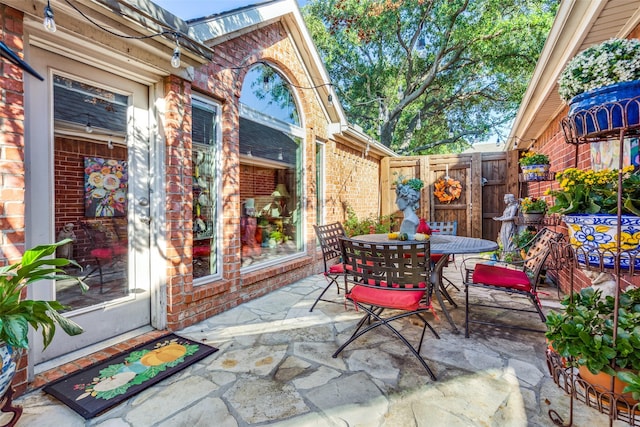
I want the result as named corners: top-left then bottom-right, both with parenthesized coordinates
top-left (521, 164), bottom-right (551, 181)
top-left (568, 80), bottom-right (640, 137)
top-left (558, 39), bottom-right (640, 137)
top-left (563, 214), bottom-right (640, 270)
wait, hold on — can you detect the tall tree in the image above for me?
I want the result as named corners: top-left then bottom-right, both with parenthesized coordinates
top-left (302, 0), bottom-right (556, 153)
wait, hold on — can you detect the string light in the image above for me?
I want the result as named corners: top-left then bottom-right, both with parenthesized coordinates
top-left (55, 0), bottom-right (335, 92)
top-left (171, 35), bottom-right (181, 68)
top-left (263, 75), bottom-right (270, 91)
top-left (327, 94), bottom-right (333, 107)
top-left (85, 115), bottom-right (93, 133)
top-left (415, 114), bottom-right (422, 130)
top-left (44, 0), bottom-right (57, 33)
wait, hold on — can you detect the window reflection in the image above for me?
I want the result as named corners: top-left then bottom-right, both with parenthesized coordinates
top-left (192, 98), bottom-right (220, 279)
top-left (239, 64), bottom-right (304, 268)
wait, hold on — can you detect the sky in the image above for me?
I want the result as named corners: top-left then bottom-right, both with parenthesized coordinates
top-left (154, 0), bottom-right (307, 21)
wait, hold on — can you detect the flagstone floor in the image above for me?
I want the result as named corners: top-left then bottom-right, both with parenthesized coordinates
top-left (5, 261), bottom-right (627, 426)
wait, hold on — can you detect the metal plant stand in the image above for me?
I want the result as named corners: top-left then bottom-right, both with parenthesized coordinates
top-left (546, 96), bottom-right (640, 426)
top-left (0, 387), bottom-right (22, 427)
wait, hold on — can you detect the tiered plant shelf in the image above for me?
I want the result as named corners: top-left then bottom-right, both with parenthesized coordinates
top-left (547, 97), bottom-right (640, 426)
top-left (517, 171), bottom-right (556, 227)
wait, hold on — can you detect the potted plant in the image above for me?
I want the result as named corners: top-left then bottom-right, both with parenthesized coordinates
top-left (547, 166), bottom-right (640, 270)
top-left (545, 287), bottom-right (640, 402)
top-left (520, 197), bottom-right (548, 222)
top-left (519, 151), bottom-right (550, 181)
top-left (558, 38), bottom-right (640, 135)
top-left (512, 228), bottom-right (538, 259)
top-left (0, 240), bottom-right (87, 396)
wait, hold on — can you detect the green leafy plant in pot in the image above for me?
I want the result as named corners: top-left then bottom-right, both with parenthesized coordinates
top-left (0, 240), bottom-right (87, 396)
top-left (545, 287), bottom-right (640, 401)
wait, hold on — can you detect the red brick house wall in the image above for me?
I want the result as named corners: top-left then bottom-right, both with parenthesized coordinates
top-left (0, 4), bottom-right (384, 394)
top-left (0, 5), bottom-right (25, 266)
top-left (524, 25), bottom-right (640, 294)
top-left (0, 4), bottom-right (27, 394)
top-left (161, 21), bottom-right (383, 330)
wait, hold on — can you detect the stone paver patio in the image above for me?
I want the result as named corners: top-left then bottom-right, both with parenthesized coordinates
top-left (4, 261), bottom-right (625, 426)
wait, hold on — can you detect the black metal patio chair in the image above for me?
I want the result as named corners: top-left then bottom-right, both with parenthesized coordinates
top-left (333, 237), bottom-right (440, 380)
top-left (462, 227), bottom-right (562, 337)
top-left (311, 222), bottom-right (348, 312)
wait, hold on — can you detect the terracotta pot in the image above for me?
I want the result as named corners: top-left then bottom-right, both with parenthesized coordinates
top-left (578, 365), bottom-right (637, 405)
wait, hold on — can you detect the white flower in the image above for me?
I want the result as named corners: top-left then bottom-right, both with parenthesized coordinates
top-left (558, 38), bottom-right (640, 103)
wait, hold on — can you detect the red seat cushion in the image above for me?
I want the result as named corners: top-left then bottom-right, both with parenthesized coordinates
top-left (112, 244), bottom-right (128, 256)
top-left (193, 245), bottom-right (211, 257)
top-left (90, 248), bottom-right (113, 260)
top-left (328, 264), bottom-right (345, 274)
top-left (472, 263), bottom-right (531, 292)
top-left (347, 282), bottom-right (427, 311)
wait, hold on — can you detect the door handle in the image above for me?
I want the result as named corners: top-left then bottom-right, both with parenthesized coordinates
top-left (140, 215), bottom-right (151, 224)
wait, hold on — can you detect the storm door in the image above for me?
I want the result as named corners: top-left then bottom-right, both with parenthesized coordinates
top-left (27, 47), bottom-right (152, 365)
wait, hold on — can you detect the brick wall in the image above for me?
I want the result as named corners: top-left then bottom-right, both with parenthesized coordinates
top-left (161, 21), bottom-right (381, 330)
top-left (527, 30), bottom-right (640, 294)
top-left (53, 137), bottom-right (127, 259)
top-left (0, 3), bottom-right (28, 394)
top-left (0, 4), bottom-right (25, 266)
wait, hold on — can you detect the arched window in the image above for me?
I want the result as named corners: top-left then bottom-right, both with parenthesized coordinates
top-left (239, 63), bottom-right (304, 268)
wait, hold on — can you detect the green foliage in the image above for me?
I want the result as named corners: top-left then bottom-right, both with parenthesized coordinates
top-left (520, 197), bottom-right (548, 213)
top-left (512, 228), bottom-right (538, 252)
top-left (343, 206), bottom-right (395, 237)
top-left (0, 240), bottom-right (87, 349)
top-left (545, 287), bottom-right (640, 386)
top-left (302, 0), bottom-right (556, 153)
top-left (519, 151), bottom-right (550, 166)
top-left (548, 166), bottom-right (640, 215)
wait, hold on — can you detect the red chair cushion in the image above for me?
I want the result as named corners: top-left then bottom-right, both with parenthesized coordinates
top-left (90, 248), bottom-right (113, 260)
top-left (112, 244), bottom-right (128, 256)
top-left (347, 282), bottom-right (427, 311)
top-left (472, 263), bottom-right (531, 292)
top-left (328, 264), bottom-right (344, 274)
top-left (193, 245), bottom-right (211, 257)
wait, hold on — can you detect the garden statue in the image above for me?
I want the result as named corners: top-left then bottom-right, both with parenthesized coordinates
top-left (56, 223), bottom-right (76, 260)
top-left (395, 177), bottom-right (423, 239)
top-left (493, 194), bottom-right (519, 255)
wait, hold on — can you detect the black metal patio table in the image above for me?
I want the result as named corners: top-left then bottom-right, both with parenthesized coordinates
top-left (351, 233), bottom-right (498, 333)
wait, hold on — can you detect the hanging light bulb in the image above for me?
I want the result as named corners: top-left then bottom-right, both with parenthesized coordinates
top-left (415, 115), bottom-right (422, 130)
top-left (85, 115), bottom-right (93, 133)
top-left (43, 0), bottom-right (56, 33)
top-left (397, 86), bottom-right (403, 101)
top-left (327, 94), bottom-right (333, 107)
top-left (263, 75), bottom-right (270, 91)
top-left (171, 34), bottom-right (181, 68)
top-left (107, 137), bottom-right (114, 150)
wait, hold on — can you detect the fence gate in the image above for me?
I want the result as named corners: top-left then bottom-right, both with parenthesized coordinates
top-left (381, 151), bottom-right (517, 240)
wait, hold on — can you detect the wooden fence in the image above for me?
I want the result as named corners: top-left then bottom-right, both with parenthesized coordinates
top-left (381, 151), bottom-right (519, 240)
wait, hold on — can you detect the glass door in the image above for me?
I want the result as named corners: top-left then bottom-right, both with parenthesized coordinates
top-left (27, 48), bottom-right (152, 365)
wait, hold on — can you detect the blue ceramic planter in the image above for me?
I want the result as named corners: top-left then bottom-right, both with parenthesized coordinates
top-left (568, 80), bottom-right (640, 136)
top-left (563, 214), bottom-right (640, 270)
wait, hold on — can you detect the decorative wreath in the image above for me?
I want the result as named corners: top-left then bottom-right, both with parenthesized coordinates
top-left (433, 177), bottom-right (462, 203)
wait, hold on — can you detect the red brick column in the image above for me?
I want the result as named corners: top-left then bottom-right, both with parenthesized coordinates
top-left (0, 4), bottom-right (28, 395)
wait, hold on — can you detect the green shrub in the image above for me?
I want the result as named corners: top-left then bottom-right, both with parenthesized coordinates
top-left (343, 206), bottom-right (395, 237)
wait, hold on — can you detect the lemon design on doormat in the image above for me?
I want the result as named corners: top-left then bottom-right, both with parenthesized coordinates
top-left (74, 338), bottom-right (198, 400)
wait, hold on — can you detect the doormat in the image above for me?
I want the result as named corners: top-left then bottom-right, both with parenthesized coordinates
top-left (43, 333), bottom-right (218, 419)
